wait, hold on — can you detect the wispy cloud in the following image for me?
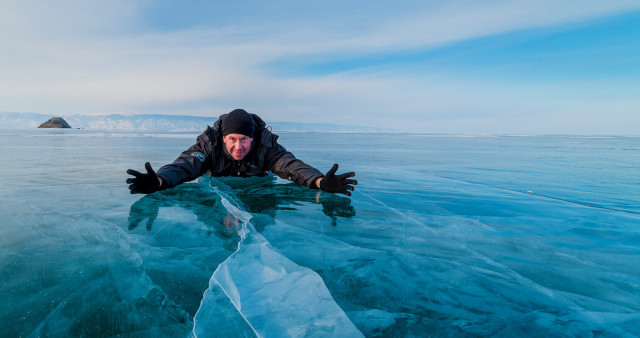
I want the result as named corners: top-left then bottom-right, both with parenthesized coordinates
top-left (1, 1), bottom-right (639, 133)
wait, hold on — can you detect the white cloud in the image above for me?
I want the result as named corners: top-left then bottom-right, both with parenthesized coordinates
top-left (210, 0), bottom-right (640, 58)
top-left (0, 1), bottom-right (639, 133)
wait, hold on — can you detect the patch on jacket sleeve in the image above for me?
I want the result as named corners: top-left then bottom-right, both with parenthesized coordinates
top-left (191, 152), bottom-right (206, 163)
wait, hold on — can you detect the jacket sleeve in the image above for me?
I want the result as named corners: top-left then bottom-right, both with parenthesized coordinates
top-left (266, 142), bottom-right (324, 188)
top-left (156, 132), bottom-right (212, 189)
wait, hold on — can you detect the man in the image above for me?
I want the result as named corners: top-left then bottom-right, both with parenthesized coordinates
top-left (126, 109), bottom-right (357, 196)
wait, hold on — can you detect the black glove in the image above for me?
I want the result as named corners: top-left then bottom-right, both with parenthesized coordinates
top-left (126, 162), bottom-right (161, 194)
top-left (319, 163), bottom-right (357, 196)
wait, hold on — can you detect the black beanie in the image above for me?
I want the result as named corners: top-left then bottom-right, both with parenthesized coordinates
top-left (222, 109), bottom-right (255, 137)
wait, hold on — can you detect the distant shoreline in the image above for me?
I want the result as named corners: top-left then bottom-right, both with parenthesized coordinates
top-left (1, 112), bottom-right (639, 137)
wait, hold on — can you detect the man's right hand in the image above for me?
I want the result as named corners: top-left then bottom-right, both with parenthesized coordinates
top-left (126, 162), bottom-right (161, 194)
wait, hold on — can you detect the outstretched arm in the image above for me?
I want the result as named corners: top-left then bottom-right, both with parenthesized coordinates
top-left (126, 129), bottom-right (213, 193)
top-left (267, 143), bottom-right (324, 188)
top-left (265, 139), bottom-right (357, 195)
top-left (155, 130), bottom-right (214, 189)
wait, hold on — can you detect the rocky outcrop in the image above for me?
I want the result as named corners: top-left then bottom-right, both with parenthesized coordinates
top-left (38, 117), bottom-right (72, 128)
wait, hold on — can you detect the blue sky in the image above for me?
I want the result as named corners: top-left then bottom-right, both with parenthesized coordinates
top-left (1, 1), bottom-right (639, 134)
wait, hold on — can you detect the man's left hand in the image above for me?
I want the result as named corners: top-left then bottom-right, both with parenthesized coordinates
top-left (318, 163), bottom-right (357, 196)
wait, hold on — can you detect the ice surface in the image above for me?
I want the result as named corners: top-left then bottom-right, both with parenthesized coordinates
top-left (1, 129), bottom-right (640, 337)
top-left (193, 185), bottom-right (362, 337)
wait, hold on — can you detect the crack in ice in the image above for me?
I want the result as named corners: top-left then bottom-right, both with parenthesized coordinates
top-left (192, 182), bottom-right (362, 337)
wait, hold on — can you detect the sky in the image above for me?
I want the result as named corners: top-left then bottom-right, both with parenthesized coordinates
top-left (1, 1), bottom-right (639, 134)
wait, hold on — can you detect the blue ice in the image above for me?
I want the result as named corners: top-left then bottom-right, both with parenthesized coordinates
top-left (1, 129), bottom-right (639, 337)
top-left (193, 185), bottom-right (362, 337)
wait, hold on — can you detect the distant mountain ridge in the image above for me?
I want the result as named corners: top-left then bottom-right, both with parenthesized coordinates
top-left (0, 112), bottom-right (384, 132)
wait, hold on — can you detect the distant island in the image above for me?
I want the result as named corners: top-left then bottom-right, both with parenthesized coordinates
top-left (38, 117), bottom-right (72, 128)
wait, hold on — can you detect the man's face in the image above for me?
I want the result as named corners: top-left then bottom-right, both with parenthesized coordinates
top-left (223, 133), bottom-right (253, 160)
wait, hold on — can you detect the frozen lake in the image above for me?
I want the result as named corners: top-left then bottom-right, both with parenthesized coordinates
top-left (1, 129), bottom-right (639, 337)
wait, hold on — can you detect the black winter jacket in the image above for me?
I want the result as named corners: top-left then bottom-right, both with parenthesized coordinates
top-left (156, 113), bottom-right (324, 189)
